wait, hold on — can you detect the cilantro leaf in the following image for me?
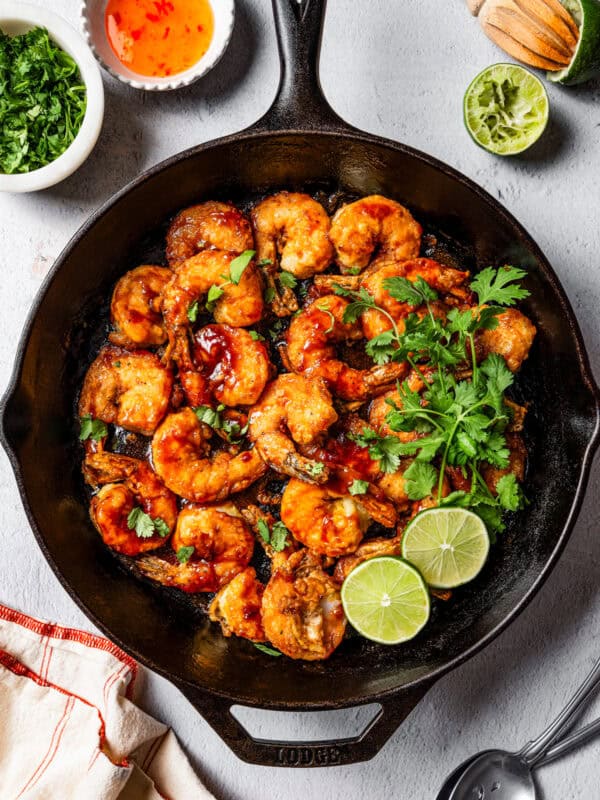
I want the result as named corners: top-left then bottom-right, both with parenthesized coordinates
top-left (278, 271), bottom-right (297, 289)
top-left (127, 507), bottom-right (168, 539)
top-left (383, 276), bottom-right (439, 307)
top-left (258, 258), bottom-right (272, 267)
top-left (229, 250), bottom-right (255, 284)
top-left (205, 284), bottom-right (225, 312)
top-left (346, 266), bottom-right (362, 275)
top-left (349, 479), bottom-right (369, 495)
top-left (403, 460), bottom-right (438, 500)
top-left (264, 286), bottom-right (276, 303)
top-left (496, 473), bottom-right (525, 511)
top-left (470, 266), bottom-right (530, 307)
top-left (257, 519), bottom-right (289, 552)
top-left (254, 642), bottom-right (282, 657)
top-left (305, 461), bottom-right (326, 478)
top-left (176, 545), bottom-right (194, 564)
top-left (194, 405), bottom-right (247, 443)
top-left (365, 329), bottom-right (396, 365)
top-left (187, 300), bottom-right (199, 322)
top-left (79, 415), bottom-right (108, 442)
top-left (249, 330), bottom-right (265, 341)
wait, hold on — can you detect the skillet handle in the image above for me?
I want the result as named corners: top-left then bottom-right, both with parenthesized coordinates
top-left (250, 0), bottom-right (351, 134)
top-left (176, 683), bottom-right (432, 767)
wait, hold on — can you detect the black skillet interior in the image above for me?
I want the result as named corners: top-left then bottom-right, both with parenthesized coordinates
top-left (1, 0), bottom-right (599, 768)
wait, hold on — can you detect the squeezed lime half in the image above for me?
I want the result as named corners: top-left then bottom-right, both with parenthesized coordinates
top-left (401, 507), bottom-right (490, 590)
top-left (464, 63), bottom-right (549, 155)
top-left (548, 0), bottom-right (600, 85)
top-left (341, 556), bottom-right (430, 645)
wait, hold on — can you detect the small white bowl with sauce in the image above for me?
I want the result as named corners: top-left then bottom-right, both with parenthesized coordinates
top-left (0, 3), bottom-right (104, 193)
top-left (80, 0), bottom-right (235, 91)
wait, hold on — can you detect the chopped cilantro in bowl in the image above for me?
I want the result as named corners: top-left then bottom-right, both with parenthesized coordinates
top-left (0, 7), bottom-right (104, 192)
top-left (0, 27), bottom-right (86, 174)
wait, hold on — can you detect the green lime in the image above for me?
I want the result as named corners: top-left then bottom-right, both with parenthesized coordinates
top-left (401, 508), bottom-right (490, 589)
top-left (341, 556), bottom-right (430, 645)
top-left (548, 0), bottom-right (600, 85)
top-left (463, 63), bottom-right (549, 155)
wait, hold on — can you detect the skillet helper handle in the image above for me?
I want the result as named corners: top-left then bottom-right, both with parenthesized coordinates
top-left (179, 684), bottom-right (430, 767)
top-left (252, 0), bottom-right (349, 133)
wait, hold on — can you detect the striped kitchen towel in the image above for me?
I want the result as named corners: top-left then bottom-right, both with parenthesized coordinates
top-left (0, 604), bottom-right (215, 799)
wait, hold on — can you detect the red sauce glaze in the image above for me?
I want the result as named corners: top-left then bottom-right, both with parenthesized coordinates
top-left (359, 201), bottom-right (395, 222)
top-left (193, 325), bottom-right (238, 395)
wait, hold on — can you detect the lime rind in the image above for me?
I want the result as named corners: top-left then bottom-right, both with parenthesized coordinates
top-left (548, 0), bottom-right (600, 85)
top-left (401, 508), bottom-right (490, 590)
top-left (341, 556), bottom-right (431, 645)
top-left (464, 63), bottom-right (549, 156)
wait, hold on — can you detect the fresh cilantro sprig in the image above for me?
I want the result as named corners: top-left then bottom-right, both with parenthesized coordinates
top-left (127, 507), bottom-right (170, 539)
top-left (257, 519), bottom-right (289, 552)
top-left (194, 404), bottom-right (248, 443)
top-left (176, 545), bottom-right (194, 564)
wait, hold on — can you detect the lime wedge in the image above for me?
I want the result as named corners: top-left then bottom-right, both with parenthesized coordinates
top-left (341, 556), bottom-right (430, 645)
top-left (548, 0), bottom-right (600, 85)
top-left (464, 64), bottom-right (549, 155)
top-left (401, 508), bottom-right (490, 589)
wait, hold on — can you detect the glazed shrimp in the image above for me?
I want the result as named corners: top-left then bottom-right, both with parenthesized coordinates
top-left (329, 195), bottom-right (422, 272)
top-left (109, 265), bottom-right (172, 349)
top-left (360, 259), bottom-right (470, 340)
top-left (180, 324), bottom-right (273, 408)
top-left (476, 308), bottom-right (536, 372)
top-left (285, 295), bottom-right (406, 400)
top-left (166, 201), bottom-right (254, 269)
top-left (152, 407), bottom-right (268, 502)
top-left (84, 452), bottom-right (178, 556)
top-left (251, 192), bottom-right (333, 316)
top-left (261, 549), bottom-right (346, 660)
top-left (79, 346), bottom-right (173, 436)
top-left (136, 503), bottom-right (255, 593)
top-left (283, 477), bottom-right (394, 557)
top-left (209, 567), bottom-right (266, 642)
top-left (247, 374), bottom-right (338, 483)
top-left (161, 249), bottom-right (263, 365)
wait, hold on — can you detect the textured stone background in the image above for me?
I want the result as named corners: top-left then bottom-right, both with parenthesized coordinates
top-left (1, 1), bottom-right (600, 797)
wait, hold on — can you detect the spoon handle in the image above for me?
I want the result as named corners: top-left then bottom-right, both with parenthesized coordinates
top-left (537, 715), bottom-right (600, 767)
top-left (519, 655), bottom-right (600, 764)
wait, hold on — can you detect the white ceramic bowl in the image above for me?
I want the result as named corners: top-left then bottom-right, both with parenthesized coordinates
top-left (80, 0), bottom-right (235, 91)
top-left (0, 3), bottom-right (104, 193)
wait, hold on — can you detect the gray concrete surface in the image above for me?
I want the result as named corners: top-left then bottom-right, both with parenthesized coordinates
top-left (1, 1), bottom-right (600, 797)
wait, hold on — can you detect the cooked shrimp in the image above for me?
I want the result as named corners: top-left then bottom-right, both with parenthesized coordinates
top-left (252, 192), bottom-right (333, 316)
top-left (209, 567), bottom-right (266, 642)
top-left (84, 452), bottom-right (177, 556)
top-left (109, 265), bottom-right (172, 349)
top-left (247, 374), bottom-right (338, 483)
top-left (261, 549), bottom-right (346, 660)
top-left (333, 534), bottom-right (402, 584)
top-left (152, 407), bottom-right (268, 502)
top-left (79, 346), bottom-right (173, 436)
top-left (136, 503), bottom-right (255, 593)
top-left (281, 478), bottom-right (370, 557)
top-left (180, 324), bottom-right (273, 408)
top-left (166, 201), bottom-right (254, 269)
top-left (477, 308), bottom-right (536, 372)
top-left (329, 195), bottom-right (422, 272)
top-left (285, 295), bottom-right (406, 400)
top-left (360, 259), bottom-right (470, 340)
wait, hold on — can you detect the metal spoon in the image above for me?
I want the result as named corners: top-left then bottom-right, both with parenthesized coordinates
top-left (437, 654), bottom-right (600, 800)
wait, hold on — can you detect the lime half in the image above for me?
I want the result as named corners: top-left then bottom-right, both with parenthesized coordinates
top-left (401, 508), bottom-right (490, 589)
top-left (341, 556), bottom-right (430, 645)
top-left (464, 64), bottom-right (549, 155)
top-left (548, 0), bottom-right (600, 85)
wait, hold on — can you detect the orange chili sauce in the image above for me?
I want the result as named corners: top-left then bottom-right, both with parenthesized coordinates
top-left (105, 0), bottom-right (214, 78)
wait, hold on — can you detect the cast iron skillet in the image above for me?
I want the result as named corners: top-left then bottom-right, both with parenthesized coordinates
top-left (1, 0), bottom-right (599, 768)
